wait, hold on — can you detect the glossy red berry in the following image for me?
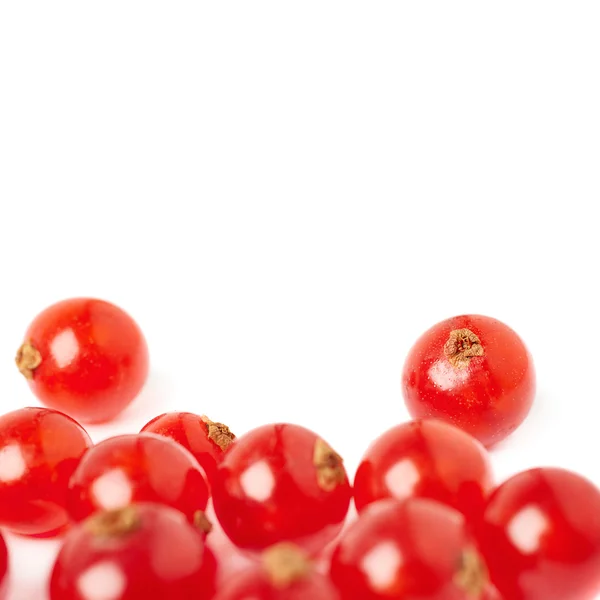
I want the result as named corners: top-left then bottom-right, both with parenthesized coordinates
top-left (212, 423), bottom-right (351, 555)
top-left (0, 531), bottom-right (8, 600)
top-left (214, 543), bottom-right (339, 599)
top-left (478, 467), bottom-right (600, 600)
top-left (330, 498), bottom-right (490, 600)
top-left (141, 412), bottom-right (235, 484)
top-left (16, 297), bottom-right (149, 424)
top-left (354, 419), bottom-right (493, 520)
top-left (0, 407), bottom-right (92, 537)
top-left (50, 503), bottom-right (217, 600)
top-left (67, 433), bottom-right (210, 527)
top-left (402, 314), bottom-right (535, 446)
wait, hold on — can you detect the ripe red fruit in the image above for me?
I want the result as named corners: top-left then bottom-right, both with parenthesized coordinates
top-left (0, 531), bottom-right (8, 600)
top-left (50, 503), bottom-right (217, 600)
top-left (141, 412), bottom-right (235, 484)
top-left (0, 407), bottom-right (92, 537)
top-left (212, 423), bottom-right (351, 554)
top-left (16, 297), bottom-right (149, 424)
top-left (402, 314), bottom-right (535, 446)
top-left (214, 543), bottom-right (339, 599)
top-left (478, 467), bottom-right (600, 600)
top-left (329, 498), bottom-right (490, 600)
top-left (67, 433), bottom-right (210, 528)
top-left (354, 419), bottom-right (493, 520)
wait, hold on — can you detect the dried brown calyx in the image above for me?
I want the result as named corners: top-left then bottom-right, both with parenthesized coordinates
top-left (262, 543), bottom-right (311, 589)
top-left (444, 329), bottom-right (484, 369)
top-left (193, 510), bottom-right (213, 535)
top-left (15, 341), bottom-right (42, 380)
top-left (201, 415), bottom-right (236, 452)
top-left (313, 439), bottom-right (346, 492)
top-left (85, 506), bottom-right (141, 538)
top-left (454, 547), bottom-right (489, 598)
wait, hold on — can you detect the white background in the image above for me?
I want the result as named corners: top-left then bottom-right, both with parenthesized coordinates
top-left (1, 2), bottom-right (600, 598)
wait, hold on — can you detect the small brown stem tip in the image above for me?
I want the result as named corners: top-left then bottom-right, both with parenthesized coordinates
top-left (444, 329), bottom-right (484, 369)
top-left (201, 415), bottom-right (236, 452)
top-left (193, 510), bottom-right (213, 535)
top-left (262, 543), bottom-right (310, 589)
top-left (454, 547), bottom-right (488, 599)
top-left (15, 341), bottom-right (42, 380)
top-left (85, 506), bottom-right (141, 538)
top-left (313, 439), bottom-right (346, 492)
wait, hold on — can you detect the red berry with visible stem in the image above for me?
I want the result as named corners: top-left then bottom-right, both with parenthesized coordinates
top-left (16, 297), bottom-right (149, 424)
top-left (477, 467), bottom-right (600, 600)
top-left (0, 407), bottom-right (92, 538)
top-left (141, 412), bottom-right (236, 484)
top-left (329, 498), bottom-right (491, 600)
top-left (67, 433), bottom-right (210, 529)
top-left (50, 503), bottom-right (217, 600)
top-left (354, 419), bottom-right (493, 521)
top-left (402, 314), bottom-right (535, 447)
top-left (212, 423), bottom-right (351, 555)
top-left (214, 543), bottom-right (339, 599)
top-left (0, 531), bottom-right (8, 600)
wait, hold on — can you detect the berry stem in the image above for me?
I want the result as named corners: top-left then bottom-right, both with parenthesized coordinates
top-left (15, 341), bottom-right (42, 380)
top-left (262, 543), bottom-right (310, 588)
top-left (313, 439), bottom-right (346, 491)
top-left (454, 547), bottom-right (488, 598)
top-left (201, 415), bottom-right (236, 452)
top-left (85, 506), bottom-right (141, 538)
top-left (444, 329), bottom-right (484, 369)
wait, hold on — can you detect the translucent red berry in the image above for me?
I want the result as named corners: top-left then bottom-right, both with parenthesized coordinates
top-left (67, 433), bottom-right (209, 527)
top-left (50, 503), bottom-right (217, 600)
top-left (141, 412), bottom-right (235, 484)
top-left (0, 531), bottom-right (8, 600)
top-left (330, 498), bottom-right (490, 600)
top-left (16, 297), bottom-right (149, 424)
top-left (478, 467), bottom-right (600, 600)
top-left (402, 314), bottom-right (535, 446)
top-left (214, 543), bottom-right (339, 599)
top-left (0, 407), bottom-right (92, 537)
top-left (212, 423), bottom-right (351, 554)
top-left (354, 419), bottom-right (493, 520)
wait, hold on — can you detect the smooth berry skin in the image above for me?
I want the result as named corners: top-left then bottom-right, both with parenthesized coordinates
top-left (67, 433), bottom-right (209, 525)
top-left (0, 532), bottom-right (8, 600)
top-left (212, 423), bottom-right (352, 555)
top-left (0, 407), bottom-right (92, 537)
top-left (17, 297), bottom-right (149, 424)
top-left (402, 314), bottom-right (535, 447)
top-left (50, 503), bottom-right (217, 600)
top-left (330, 498), bottom-right (489, 600)
top-left (478, 468), bottom-right (600, 600)
top-left (354, 419), bottom-right (493, 520)
top-left (141, 412), bottom-right (234, 485)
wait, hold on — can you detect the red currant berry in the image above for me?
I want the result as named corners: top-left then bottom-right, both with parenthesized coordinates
top-left (0, 407), bottom-right (92, 537)
top-left (0, 531), bottom-right (8, 600)
top-left (16, 297), bottom-right (149, 424)
top-left (50, 503), bottom-right (217, 600)
top-left (330, 498), bottom-right (490, 600)
top-left (478, 467), bottom-right (600, 600)
top-left (354, 419), bottom-right (493, 520)
top-left (141, 412), bottom-right (235, 485)
top-left (214, 543), bottom-right (339, 599)
top-left (402, 314), bottom-right (535, 446)
top-left (212, 423), bottom-right (351, 555)
top-left (67, 433), bottom-right (210, 528)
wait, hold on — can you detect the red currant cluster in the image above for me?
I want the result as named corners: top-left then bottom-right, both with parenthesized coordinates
top-left (1, 298), bottom-right (599, 599)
